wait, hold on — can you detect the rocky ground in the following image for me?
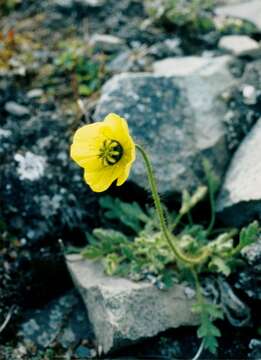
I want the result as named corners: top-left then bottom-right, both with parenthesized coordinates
top-left (0, 0), bottom-right (261, 359)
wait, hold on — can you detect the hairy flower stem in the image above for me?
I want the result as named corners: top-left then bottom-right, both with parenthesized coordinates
top-left (136, 144), bottom-right (209, 266)
top-left (191, 267), bottom-right (205, 360)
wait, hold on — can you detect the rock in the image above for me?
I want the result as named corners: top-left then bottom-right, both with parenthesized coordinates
top-left (241, 236), bottom-right (261, 265)
top-left (148, 38), bottom-right (183, 59)
top-left (222, 59), bottom-right (261, 151)
top-left (235, 235), bottom-right (261, 300)
top-left (235, 265), bottom-right (261, 300)
top-left (0, 91), bottom-right (97, 244)
top-left (55, 0), bottom-right (105, 7)
top-left (66, 255), bottom-right (199, 354)
top-left (107, 49), bottom-right (152, 73)
top-left (217, 118), bottom-right (261, 226)
top-left (107, 50), bottom-right (135, 73)
top-left (74, 345), bottom-right (96, 359)
top-left (153, 56), bottom-right (214, 76)
top-left (4, 101), bottom-right (30, 117)
top-left (18, 290), bottom-right (93, 349)
top-left (77, 0), bottom-right (105, 6)
top-left (0, 128), bottom-right (11, 139)
top-left (27, 89), bottom-right (44, 99)
top-left (218, 35), bottom-right (261, 57)
top-left (215, 0), bottom-right (261, 31)
top-left (242, 58), bottom-right (261, 90)
top-left (242, 85), bottom-right (257, 105)
top-left (90, 34), bottom-right (126, 53)
top-left (54, 0), bottom-right (74, 7)
top-left (249, 339), bottom-right (261, 359)
top-left (95, 56), bottom-right (236, 194)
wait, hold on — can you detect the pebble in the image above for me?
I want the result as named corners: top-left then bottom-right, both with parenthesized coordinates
top-left (242, 84), bottom-right (257, 105)
top-left (27, 89), bottom-right (44, 99)
top-left (90, 34), bottom-right (126, 53)
top-left (218, 35), bottom-right (261, 57)
top-left (5, 101), bottom-right (30, 117)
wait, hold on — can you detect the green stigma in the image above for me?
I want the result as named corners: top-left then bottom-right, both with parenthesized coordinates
top-left (99, 139), bottom-right (123, 166)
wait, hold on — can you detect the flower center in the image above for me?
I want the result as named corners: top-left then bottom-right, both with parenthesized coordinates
top-left (98, 139), bottom-right (123, 166)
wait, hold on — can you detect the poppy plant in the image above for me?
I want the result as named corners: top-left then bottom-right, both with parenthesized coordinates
top-left (70, 113), bottom-right (136, 192)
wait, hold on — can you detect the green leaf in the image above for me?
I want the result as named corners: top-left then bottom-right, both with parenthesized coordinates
top-left (160, 269), bottom-right (175, 288)
top-left (198, 321), bottom-right (221, 338)
top-left (93, 228), bottom-right (128, 245)
top-left (203, 158), bottom-right (220, 195)
top-left (193, 301), bottom-right (223, 355)
top-left (179, 186), bottom-right (208, 216)
top-left (203, 334), bottom-right (219, 354)
top-left (103, 253), bottom-right (122, 276)
top-left (81, 245), bottom-right (103, 259)
top-left (237, 221), bottom-right (260, 252)
top-left (99, 196), bottom-right (149, 232)
top-left (78, 84), bottom-right (92, 96)
top-left (65, 245), bottom-right (82, 254)
top-left (209, 256), bottom-right (231, 276)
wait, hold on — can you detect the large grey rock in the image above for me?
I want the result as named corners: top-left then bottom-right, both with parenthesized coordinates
top-left (94, 56), bottom-right (236, 194)
top-left (218, 35), bottom-right (261, 58)
top-left (217, 118), bottom-right (261, 226)
top-left (152, 56), bottom-right (213, 76)
top-left (66, 255), bottom-right (199, 354)
top-left (216, 0), bottom-right (261, 31)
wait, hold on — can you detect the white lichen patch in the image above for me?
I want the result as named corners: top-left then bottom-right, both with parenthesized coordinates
top-left (0, 128), bottom-right (12, 138)
top-left (14, 152), bottom-right (47, 181)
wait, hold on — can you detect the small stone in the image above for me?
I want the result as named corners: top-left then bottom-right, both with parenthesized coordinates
top-left (148, 38), bottom-right (182, 59)
top-left (5, 101), bottom-right (30, 117)
top-left (55, 0), bottom-right (74, 7)
top-left (183, 287), bottom-right (196, 300)
top-left (249, 339), bottom-right (261, 359)
top-left (66, 255), bottom-right (199, 354)
top-left (107, 50), bottom-right (134, 73)
top-left (74, 345), bottom-right (93, 359)
top-left (242, 84), bottom-right (257, 105)
top-left (90, 34), bottom-right (126, 53)
top-left (0, 128), bottom-right (11, 138)
top-left (27, 89), bottom-right (44, 99)
top-left (76, 0), bottom-right (105, 6)
top-left (218, 35), bottom-right (261, 57)
top-left (55, 0), bottom-right (105, 7)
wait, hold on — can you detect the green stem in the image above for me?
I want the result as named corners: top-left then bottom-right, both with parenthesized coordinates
top-left (191, 267), bottom-right (203, 303)
top-left (206, 178), bottom-right (216, 235)
top-left (136, 144), bottom-right (209, 266)
top-left (170, 212), bottom-right (183, 232)
top-left (187, 211), bottom-right (194, 226)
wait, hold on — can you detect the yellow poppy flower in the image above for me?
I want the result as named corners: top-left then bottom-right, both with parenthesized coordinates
top-left (70, 113), bottom-right (136, 192)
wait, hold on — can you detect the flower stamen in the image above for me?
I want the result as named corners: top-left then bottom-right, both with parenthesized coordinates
top-left (99, 139), bottom-right (123, 166)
